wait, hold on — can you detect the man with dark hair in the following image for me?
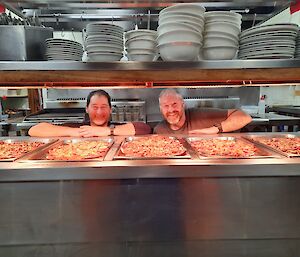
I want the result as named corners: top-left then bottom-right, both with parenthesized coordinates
top-left (29, 89), bottom-right (151, 137)
top-left (154, 89), bottom-right (252, 134)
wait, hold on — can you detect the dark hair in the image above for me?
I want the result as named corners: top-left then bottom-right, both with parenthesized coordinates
top-left (83, 89), bottom-right (111, 125)
top-left (86, 89), bottom-right (111, 108)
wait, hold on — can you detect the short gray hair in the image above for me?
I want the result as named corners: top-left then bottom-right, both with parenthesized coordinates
top-left (159, 89), bottom-right (183, 104)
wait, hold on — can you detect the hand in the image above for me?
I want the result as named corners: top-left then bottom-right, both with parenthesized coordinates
top-left (189, 126), bottom-right (219, 135)
top-left (79, 126), bottom-right (110, 138)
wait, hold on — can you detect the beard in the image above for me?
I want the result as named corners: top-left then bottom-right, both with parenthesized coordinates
top-left (90, 115), bottom-right (109, 126)
top-left (165, 111), bottom-right (182, 125)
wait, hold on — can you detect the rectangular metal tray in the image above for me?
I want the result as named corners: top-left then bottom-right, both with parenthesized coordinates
top-left (114, 136), bottom-right (191, 160)
top-left (0, 137), bottom-right (58, 162)
top-left (19, 137), bottom-right (114, 162)
top-left (243, 134), bottom-right (300, 158)
top-left (185, 136), bottom-right (277, 159)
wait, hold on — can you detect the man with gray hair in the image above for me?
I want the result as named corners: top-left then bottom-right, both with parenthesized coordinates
top-left (154, 89), bottom-right (252, 134)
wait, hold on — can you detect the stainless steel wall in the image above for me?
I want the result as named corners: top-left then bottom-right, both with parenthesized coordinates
top-left (0, 176), bottom-right (300, 257)
top-left (45, 87), bottom-right (260, 120)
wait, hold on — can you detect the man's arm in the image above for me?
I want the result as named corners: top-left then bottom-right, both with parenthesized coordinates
top-left (28, 122), bottom-right (81, 137)
top-left (113, 122), bottom-right (151, 135)
top-left (220, 109), bottom-right (252, 132)
top-left (189, 109), bottom-right (252, 134)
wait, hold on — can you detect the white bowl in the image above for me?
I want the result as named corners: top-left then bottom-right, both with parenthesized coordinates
top-left (128, 34), bottom-right (157, 41)
top-left (160, 3), bottom-right (205, 17)
top-left (202, 46), bottom-right (238, 60)
top-left (127, 53), bottom-right (158, 61)
top-left (125, 29), bottom-right (156, 40)
top-left (157, 29), bottom-right (202, 45)
top-left (127, 48), bottom-right (157, 54)
top-left (86, 44), bottom-right (123, 53)
top-left (205, 22), bottom-right (241, 37)
top-left (157, 21), bottom-right (204, 35)
top-left (158, 42), bottom-right (201, 61)
top-left (88, 52), bottom-right (123, 61)
top-left (205, 11), bottom-right (242, 20)
top-left (159, 14), bottom-right (205, 26)
top-left (159, 11), bottom-right (204, 21)
top-left (204, 14), bottom-right (242, 26)
top-left (125, 38), bottom-right (157, 49)
top-left (204, 31), bottom-right (239, 42)
top-left (204, 35), bottom-right (238, 47)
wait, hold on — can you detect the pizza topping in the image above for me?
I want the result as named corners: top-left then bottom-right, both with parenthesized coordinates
top-left (0, 141), bottom-right (45, 159)
top-left (190, 138), bottom-right (260, 158)
top-left (46, 140), bottom-right (111, 160)
top-left (255, 137), bottom-right (300, 155)
top-left (121, 136), bottom-right (186, 157)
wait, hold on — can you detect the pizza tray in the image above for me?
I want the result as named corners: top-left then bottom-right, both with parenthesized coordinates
top-left (243, 134), bottom-right (300, 158)
top-left (185, 136), bottom-right (277, 159)
top-left (19, 137), bottom-right (114, 162)
top-left (0, 137), bottom-right (58, 162)
top-left (114, 136), bottom-right (191, 160)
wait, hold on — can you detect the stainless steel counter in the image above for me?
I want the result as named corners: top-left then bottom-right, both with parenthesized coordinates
top-left (0, 133), bottom-right (299, 181)
top-left (0, 133), bottom-right (300, 257)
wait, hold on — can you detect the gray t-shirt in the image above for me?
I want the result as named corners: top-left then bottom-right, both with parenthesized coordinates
top-left (154, 108), bottom-right (228, 134)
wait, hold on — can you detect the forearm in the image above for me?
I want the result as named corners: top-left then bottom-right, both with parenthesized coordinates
top-left (113, 123), bottom-right (136, 136)
top-left (221, 110), bottom-right (252, 132)
top-left (28, 123), bottom-right (79, 137)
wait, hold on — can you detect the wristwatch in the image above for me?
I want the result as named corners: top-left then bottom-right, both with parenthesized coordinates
top-left (214, 123), bottom-right (223, 133)
top-left (110, 125), bottom-right (115, 136)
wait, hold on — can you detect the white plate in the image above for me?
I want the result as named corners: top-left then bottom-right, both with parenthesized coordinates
top-left (239, 54), bottom-right (294, 60)
top-left (240, 33), bottom-right (298, 45)
top-left (239, 40), bottom-right (296, 49)
top-left (240, 23), bottom-right (299, 38)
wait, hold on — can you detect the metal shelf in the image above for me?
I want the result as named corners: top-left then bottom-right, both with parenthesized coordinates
top-left (0, 60), bottom-right (300, 88)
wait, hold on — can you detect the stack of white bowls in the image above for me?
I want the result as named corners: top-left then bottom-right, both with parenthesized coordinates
top-left (294, 29), bottom-right (300, 59)
top-left (157, 3), bottom-right (205, 61)
top-left (238, 23), bottom-right (298, 59)
top-left (85, 23), bottom-right (124, 62)
top-left (125, 29), bottom-right (158, 61)
top-left (202, 11), bottom-right (242, 60)
top-left (45, 38), bottom-right (83, 61)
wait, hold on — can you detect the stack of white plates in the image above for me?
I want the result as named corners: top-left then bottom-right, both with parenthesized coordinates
top-left (45, 38), bottom-right (83, 61)
top-left (125, 29), bottom-right (158, 61)
top-left (85, 23), bottom-right (124, 62)
top-left (202, 11), bottom-right (242, 60)
top-left (295, 29), bottom-right (300, 59)
top-left (157, 3), bottom-right (205, 61)
top-left (238, 23), bottom-right (299, 59)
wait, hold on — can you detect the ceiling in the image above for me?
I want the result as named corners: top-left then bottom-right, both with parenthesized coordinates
top-left (2, 0), bottom-right (294, 31)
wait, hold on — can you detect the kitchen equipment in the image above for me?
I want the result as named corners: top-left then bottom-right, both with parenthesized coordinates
top-left (0, 137), bottom-right (57, 161)
top-left (243, 134), bottom-right (300, 158)
top-left (0, 25), bottom-right (53, 61)
top-left (19, 138), bottom-right (114, 162)
top-left (185, 136), bottom-right (277, 159)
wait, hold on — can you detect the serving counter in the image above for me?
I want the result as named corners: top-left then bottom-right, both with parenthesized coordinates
top-left (0, 133), bottom-right (300, 257)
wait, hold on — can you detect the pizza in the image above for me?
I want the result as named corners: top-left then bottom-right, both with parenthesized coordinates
top-left (190, 138), bottom-right (260, 158)
top-left (121, 136), bottom-right (186, 158)
top-left (255, 137), bottom-right (300, 155)
top-left (46, 140), bottom-right (111, 160)
top-left (0, 141), bottom-right (45, 160)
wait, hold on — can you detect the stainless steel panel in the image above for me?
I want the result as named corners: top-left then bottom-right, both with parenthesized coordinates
top-left (20, 137), bottom-right (114, 162)
top-left (114, 135), bottom-right (190, 160)
top-left (0, 26), bottom-right (53, 61)
top-left (244, 134), bottom-right (300, 158)
top-left (1, 177), bottom-right (300, 256)
top-left (185, 136), bottom-right (277, 159)
top-left (0, 137), bottom-right (57, 162)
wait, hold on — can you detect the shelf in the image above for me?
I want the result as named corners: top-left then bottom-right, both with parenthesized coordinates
top-left (0, 60), bottom-right (300, 88)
